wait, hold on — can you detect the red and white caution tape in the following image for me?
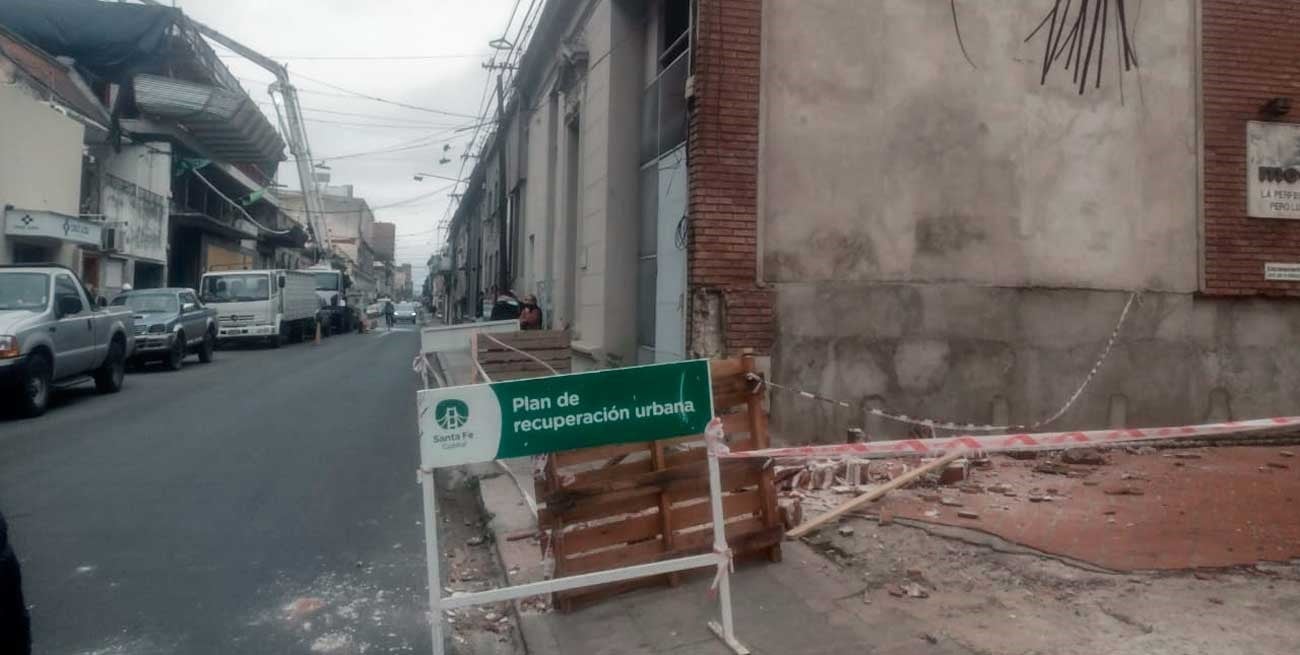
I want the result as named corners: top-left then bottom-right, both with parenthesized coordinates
top-left (760, 291), bottom-right (1140, 433)
top-left (716, 416), bottom-right (1300, 461)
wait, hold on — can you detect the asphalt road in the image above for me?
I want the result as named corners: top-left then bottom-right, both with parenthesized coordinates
top-left (0, 325), bottom-right (435, 654)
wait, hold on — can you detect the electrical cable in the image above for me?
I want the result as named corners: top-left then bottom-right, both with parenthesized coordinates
top-left (217, 53), bottom-right (486, 61)
top-left (191, 168), bottom-right (293, 235)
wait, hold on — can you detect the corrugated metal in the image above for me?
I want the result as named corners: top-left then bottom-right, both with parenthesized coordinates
top-left (133, 74), bottom-right (284, 163)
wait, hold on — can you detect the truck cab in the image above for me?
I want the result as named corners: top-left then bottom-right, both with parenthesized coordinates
top-left (200, 269), bottom-right (319, 348)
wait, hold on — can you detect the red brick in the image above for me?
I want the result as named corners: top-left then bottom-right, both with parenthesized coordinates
top-left (1203, 0), bottom-right (1300, 296)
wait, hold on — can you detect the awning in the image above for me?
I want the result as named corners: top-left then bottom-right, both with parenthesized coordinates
top-left (4, 208), bottom-right (102, 247)
top-left (133, 74), bottom-right (284, 163)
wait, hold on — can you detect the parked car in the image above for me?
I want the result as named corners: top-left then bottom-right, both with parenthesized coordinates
top-left (365, 302), bottom-right (381, 318)
top-left (393, 302), bottom-right (419, 324)
top-left (111, 288), bottom-right (217, 370)
top-left (0, 264), bottom-right (134, 417)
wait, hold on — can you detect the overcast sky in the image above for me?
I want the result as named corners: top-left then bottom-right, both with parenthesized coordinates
top-left (175, 0), bottom-right (527, 287)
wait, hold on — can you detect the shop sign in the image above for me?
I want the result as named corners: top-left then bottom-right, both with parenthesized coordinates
top-left (1247, 121), bottom-right (1300, 219)
top-left (4, 208), bottom-right (103, 246)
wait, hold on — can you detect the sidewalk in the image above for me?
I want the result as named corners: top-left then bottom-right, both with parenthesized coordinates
top-left (431, 347), bottom-right (973, 655)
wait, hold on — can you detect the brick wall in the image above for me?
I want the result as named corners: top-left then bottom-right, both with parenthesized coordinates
top-left (1203, 0), bottom-right (1300, 296)
top-left (688, 0), bottom-right (773, 354)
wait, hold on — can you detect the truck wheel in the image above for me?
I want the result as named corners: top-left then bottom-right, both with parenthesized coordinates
top-left (94, 339), bottom-right (126, 394)
top-left (166, 333), bottom-right (186, 371)
top-left (269, 324), bottom-right (285, 349)
top-left (198, 329), bottom-right (216, 363)
top-left (18, 352), bottom-right (52, 417)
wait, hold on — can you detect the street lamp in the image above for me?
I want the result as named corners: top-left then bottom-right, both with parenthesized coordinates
top-left (413, 172), bottom-right (460, 183)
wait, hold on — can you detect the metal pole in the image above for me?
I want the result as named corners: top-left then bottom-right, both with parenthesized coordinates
top-left (705, 426), bottom-right (749, 654)
top-left (420, 469), bottom-right (445, 655)
top-left (495, 75), bottom-right (510, 293)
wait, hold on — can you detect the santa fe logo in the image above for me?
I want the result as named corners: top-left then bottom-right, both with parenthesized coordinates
top-left (435, 400), bottom-right (469, 430)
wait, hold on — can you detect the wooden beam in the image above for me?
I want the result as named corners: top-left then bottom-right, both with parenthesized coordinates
top-left (786, 450), bottom-right (964, 539)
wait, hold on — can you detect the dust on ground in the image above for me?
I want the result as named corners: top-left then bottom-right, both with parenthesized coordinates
top-left (802, 513), bottom-right (1300, 655)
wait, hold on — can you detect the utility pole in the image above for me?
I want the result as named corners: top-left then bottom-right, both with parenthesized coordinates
top-left (495, 74), bottom-right (510, 294)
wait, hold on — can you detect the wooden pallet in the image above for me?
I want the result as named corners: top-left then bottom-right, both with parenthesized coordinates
top-left (535, 356), bottom-right (782, 611)
top-left (473, 330), bottom-right (572, 381)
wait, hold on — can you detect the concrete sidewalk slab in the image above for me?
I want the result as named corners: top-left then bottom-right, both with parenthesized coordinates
top-left (432, 343), bottom-right (971, 654)
top-left (478, 459), bottom-right (973, 655)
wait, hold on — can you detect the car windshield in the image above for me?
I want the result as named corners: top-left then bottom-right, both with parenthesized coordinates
top-left (313, 272), bottom-right (340, 291)
top-left (112, 293), bottom-right (179, 314)
top-left (201, 274), bottom-right (270, 303)
top-left (0, 272), bottom-right (49, 311)
top-left (396, 303), bottom-right (415, 312)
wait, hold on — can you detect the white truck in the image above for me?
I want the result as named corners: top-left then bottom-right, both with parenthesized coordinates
top-left (199, 269), bottom-right (320, 348)
top-left (301, 263), bottom-right (356, 335)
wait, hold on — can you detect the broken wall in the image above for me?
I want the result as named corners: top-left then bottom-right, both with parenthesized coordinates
top-left (760, 2), bottom-right (1300, 439)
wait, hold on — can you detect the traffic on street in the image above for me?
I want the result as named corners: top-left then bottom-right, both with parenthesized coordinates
top-left (0, 321), bottom-right (434, 654)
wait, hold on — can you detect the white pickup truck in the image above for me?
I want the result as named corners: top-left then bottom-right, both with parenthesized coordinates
top-left (0, 264), bottom-right (134, 417)
top-left (199, 269), bottom-right (320, 348)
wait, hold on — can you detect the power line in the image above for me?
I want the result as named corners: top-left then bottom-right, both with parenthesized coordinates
top-left (286, 70), bottom-right (482, 119)
top-left (217, 53), bottom-right (486, 61)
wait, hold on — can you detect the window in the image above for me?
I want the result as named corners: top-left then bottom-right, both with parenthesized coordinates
top-left (181, 291), bottom-right (200, 309)
top-left (55, 275), bottom-right (85, 315)
top-left (637, 164), bottom-right (659, 351)
top-left (661, 0), bottom-right (690, 67)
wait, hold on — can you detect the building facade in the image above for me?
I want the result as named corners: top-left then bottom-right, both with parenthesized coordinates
top-left (444, 0), bottom-right (1300, 437)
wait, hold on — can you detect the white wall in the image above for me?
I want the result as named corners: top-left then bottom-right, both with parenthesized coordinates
top-left (0, 81), bottom-right (86, 269)
top-left (97, 142), bottom-right (171, 265)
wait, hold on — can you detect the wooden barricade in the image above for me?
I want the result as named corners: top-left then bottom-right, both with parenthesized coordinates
top-left (474, 330), bottom-right (572, 381)
top-left (536, 356), bottom-right (781, 611)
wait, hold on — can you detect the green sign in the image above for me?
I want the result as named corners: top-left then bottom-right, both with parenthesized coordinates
top-left (417, 360), bottom-right (715, 468)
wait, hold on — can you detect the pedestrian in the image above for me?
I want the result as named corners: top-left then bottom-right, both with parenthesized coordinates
top-left (0, 510), bottom-right (32, 655)
top-left (519, 294), bottom-right (543, 330)
top-left (383, 299), bottom-right (396, 330)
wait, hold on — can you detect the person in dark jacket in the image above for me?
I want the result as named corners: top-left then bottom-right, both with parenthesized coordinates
top-left (0, 510), bottom-right (32, 655)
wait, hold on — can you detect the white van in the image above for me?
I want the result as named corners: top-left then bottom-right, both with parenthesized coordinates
top-left (199, 269), bottom-right (319, 348)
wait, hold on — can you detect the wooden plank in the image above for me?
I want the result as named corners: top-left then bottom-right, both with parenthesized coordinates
top-left (563, 517), bottom-right (775, 574)
top-left (541, 459), bottom-right (761, 506)
top-left (720, 411), bottom-right (752, 436)
top-left (555, 523), bottom-right (781, 609)
top-left (479, 330), bottom-right (570, 349)
top-left (539, 489), bottom-right (659, 527)
top-left (787, 451), bottom-right (965, 538)
top-left (552, 442), bottom-right (650, 468)
top-left (742, 357), bottom-right (782, 562)
top-left (476, 349), bottom-right (571, 364)
top-left (713, 391), bottom-right (751, 412)
top-left (709, 358), bottom-right (746, 380)
top-left (670, 489), bottom-right (764, 532)
top-left (565, 458), bottom-right (655, 488)
top-left (561, 513), bottom-right (661, 555)
top-left (540, 465), bottom-right (763, 525)
top-left (650, 440), bottom-right (680, 587)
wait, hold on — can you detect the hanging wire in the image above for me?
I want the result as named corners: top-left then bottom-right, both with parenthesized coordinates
top-left (1025, 0), bottom-right (1139, 95)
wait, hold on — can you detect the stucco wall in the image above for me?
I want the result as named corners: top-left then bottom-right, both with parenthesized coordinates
top-left (755, 1), bottom-right (1240, 439)
top-left (0, 81), bottom-right (85, 269)
top-left (773, 282), bottom-right (1300, 440)
top-left (760, 0), bottom-right (1198, 292)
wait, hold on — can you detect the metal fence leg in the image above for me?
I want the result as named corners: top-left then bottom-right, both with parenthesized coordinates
top-left (421, 469), bottom-right (445, 655)
top-left (705, 430), bottom-right (751, 655)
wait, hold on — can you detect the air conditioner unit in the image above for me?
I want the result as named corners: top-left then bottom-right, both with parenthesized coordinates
top-left (102, 227), bottom-right (125, 252)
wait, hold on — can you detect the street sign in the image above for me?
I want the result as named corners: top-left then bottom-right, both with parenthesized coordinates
top-left (416, 359), bottom-right (714, 468)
